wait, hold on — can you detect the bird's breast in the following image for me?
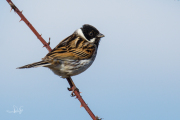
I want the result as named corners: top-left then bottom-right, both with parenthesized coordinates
top-left (48, 51), bottom-right (97, 78)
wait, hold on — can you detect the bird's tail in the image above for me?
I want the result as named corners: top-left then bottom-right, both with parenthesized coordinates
top-left (17, 60), bottom-right (51, 69)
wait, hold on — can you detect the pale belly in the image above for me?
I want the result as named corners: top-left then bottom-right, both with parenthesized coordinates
top-left (47, 54), bottom-right (96, 78)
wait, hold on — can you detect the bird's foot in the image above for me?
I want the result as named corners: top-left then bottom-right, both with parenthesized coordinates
top-left (67, 86), bottom-right (79, 97)
top-left (95, 116), bottom-right (103, 120)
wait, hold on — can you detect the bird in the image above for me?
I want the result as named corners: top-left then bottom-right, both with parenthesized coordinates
top-left (17, 24), bottom-right (104, 91)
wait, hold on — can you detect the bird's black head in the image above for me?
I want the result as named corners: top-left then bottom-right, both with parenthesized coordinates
top-left (81, 24), bottom-right (104, 42)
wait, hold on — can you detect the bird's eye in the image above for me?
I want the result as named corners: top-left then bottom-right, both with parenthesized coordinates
top-left (89, 31), bottom-right (94, 36)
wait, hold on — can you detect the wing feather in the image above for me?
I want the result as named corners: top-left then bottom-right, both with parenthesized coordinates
top-left (43, 34), bottom-right (96, 61)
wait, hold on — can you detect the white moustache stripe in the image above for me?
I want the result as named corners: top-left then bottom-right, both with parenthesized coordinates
top-left (89, 38), bottom-right (96, 43)
top-left (75, 29), bottom-right (89, 41)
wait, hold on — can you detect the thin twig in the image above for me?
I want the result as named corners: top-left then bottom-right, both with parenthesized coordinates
top-left (6, 0), bottom-right (101, 120)
top-left (7, 0), bottom-right (52, 52)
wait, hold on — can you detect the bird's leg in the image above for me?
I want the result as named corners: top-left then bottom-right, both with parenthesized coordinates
top-left (66, 77), bottom-right (73, 90)
top-left (66, 77), bottom-right (79, 97)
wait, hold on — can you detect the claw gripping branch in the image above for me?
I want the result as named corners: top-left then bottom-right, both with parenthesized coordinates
top-left (6, 0), bottom-right (102, 120)
top-left (9, 2), bottom-right (17, 11)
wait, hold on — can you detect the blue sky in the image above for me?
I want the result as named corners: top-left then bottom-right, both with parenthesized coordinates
top-left (0, 0), bottom-right (180, 120)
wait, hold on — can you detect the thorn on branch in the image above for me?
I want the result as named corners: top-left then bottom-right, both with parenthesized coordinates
top-left (9, 2), bottom-right (17, 12)
top-left (43, 37), bottom-right (51, 48)
top-left (80, 104), bottom-right (83, 108)
top-left (48, 37), bottom-right (51, 45)
top-left (38, 34), bottom-right (41, 39)
top-left (19, 19), bottom-right (23, 22)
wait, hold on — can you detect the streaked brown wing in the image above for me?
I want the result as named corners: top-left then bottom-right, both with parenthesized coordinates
top-left (51, 34), bottom-right (76, 51)
top-left (69, 43), bottom-right (95, 59)
top-left (43, 34), bottom-right (96, 60)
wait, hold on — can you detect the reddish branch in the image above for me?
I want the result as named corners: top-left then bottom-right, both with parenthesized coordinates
top-left (6, 0), bottom-right (101, 120)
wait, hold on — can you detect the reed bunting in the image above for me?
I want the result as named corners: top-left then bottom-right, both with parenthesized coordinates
top-left (17, 24), bottom-right (104, 79)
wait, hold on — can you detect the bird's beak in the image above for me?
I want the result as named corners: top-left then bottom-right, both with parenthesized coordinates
top-left (97, 33), bottom-right (105, 38)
